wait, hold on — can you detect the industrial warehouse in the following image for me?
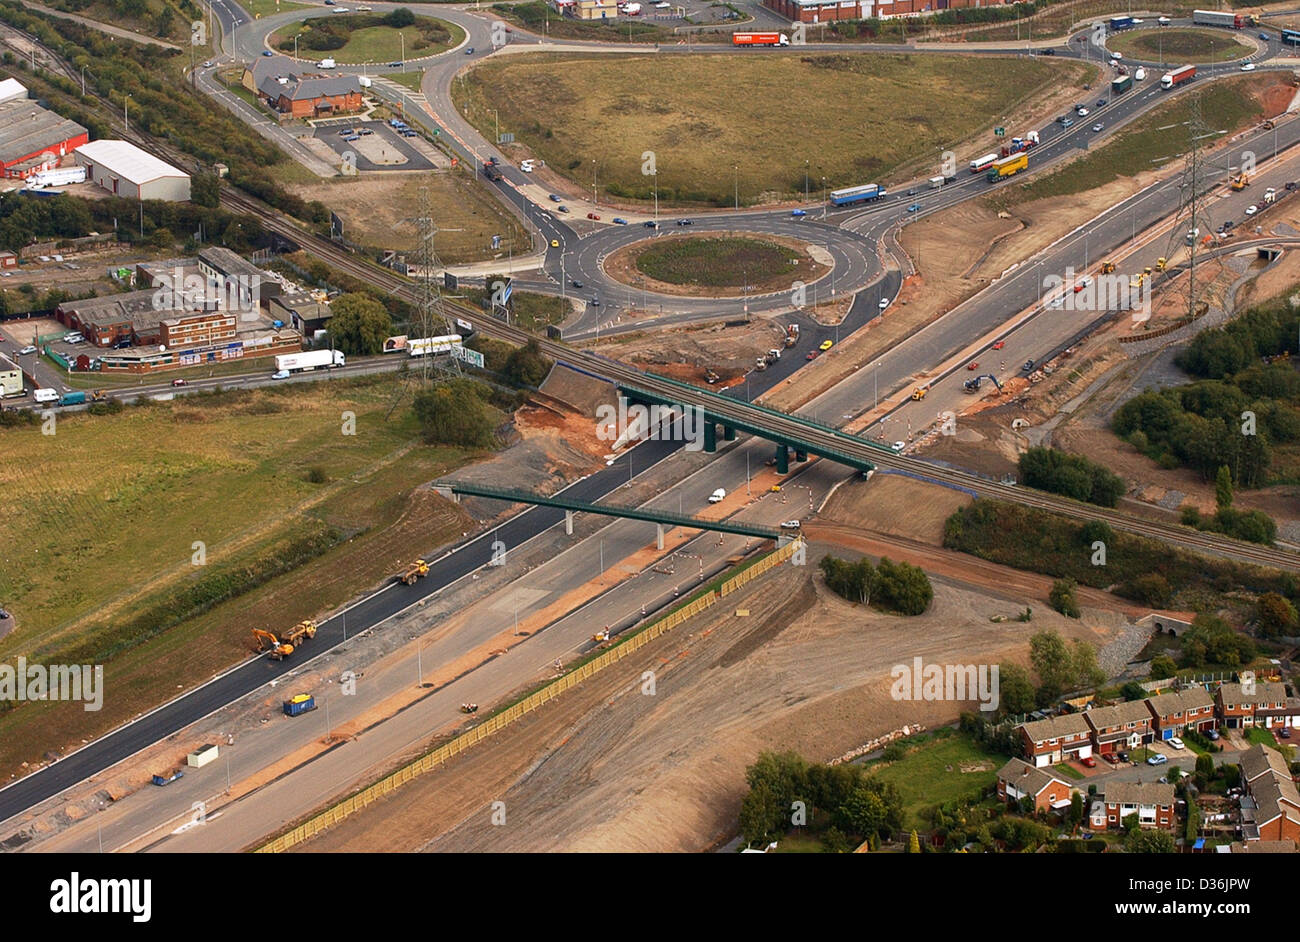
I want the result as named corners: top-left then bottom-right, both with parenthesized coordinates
top-left (0, 95), bottom-right (88, 179)
top-left (73, 140), bottom-right (191, 202)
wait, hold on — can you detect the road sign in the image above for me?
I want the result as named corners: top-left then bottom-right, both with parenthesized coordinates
top-left (491, 234), bottom-right (501, 250)
top-left (497, 132), bottom-right (514, 144)
top-left (451, 344), bottom-right (484, 369)
top-left (995, 127), bottom-right (1005, 137)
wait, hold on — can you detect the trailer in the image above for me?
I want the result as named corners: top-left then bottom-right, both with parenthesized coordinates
top-left (407, 334), bottom-right (463, 357)
top-left (928, 175), bottom-right (945, 189)
top-left (1192, 9), bottom-right (1244, 28)
top-left (274, 349), bottom-right (345, 372)
top-left (732, 32), bottom-right (789, 46)
top-left (26, 166), bottom-right (86, 188)
top-left (1160, 64), bottom-right (1196, 89)
top-left (986, 152), bottom-right (1028, 182)
top-left (1109, 15), bottom-right (1134, 31)
top-left (969, 152), bottom-right (999, 174)
top-left (828, 183), bottom-right (886, 206)
top-left (1111, 73), bottom-right (1133, 94)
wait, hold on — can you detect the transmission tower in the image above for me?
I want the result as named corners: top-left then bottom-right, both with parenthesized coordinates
top-left (403, 184), bottom-right (464, 383)
top-left (1159, 95), bottom-right (1225, 324)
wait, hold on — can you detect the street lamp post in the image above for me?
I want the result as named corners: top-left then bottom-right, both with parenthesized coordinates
top-left (734, 165), bottom-right (738, 210)
top-left (592, 159), bottom-right (598, 205)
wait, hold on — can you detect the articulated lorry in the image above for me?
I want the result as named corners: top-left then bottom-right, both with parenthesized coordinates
top-left (274, 349), bottom-right (345, 372)
top-left (1111, 74), bottom-right (1133, 95)
top-left (1161, 65), bottom-right (1196, 90)
top-left (986, 152), bottom-right (1028, 182)
top-left (1192, 9), bottom-right (1245, 28)
top-left (732, 32), bottom-right (789, 46)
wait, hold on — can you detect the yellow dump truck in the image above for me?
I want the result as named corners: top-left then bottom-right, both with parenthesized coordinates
top-left (399, 559), bottom-right (429, 585)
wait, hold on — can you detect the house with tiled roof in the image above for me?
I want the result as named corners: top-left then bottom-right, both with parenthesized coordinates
top-left (1017, 713), bottom-right (1093, 767)
top-left (1238, 744), bottom-right (1300, 843)
top-left (1084, 700), bottom-right (1154, 756)
top-left (1145, 687), bottom-right (1216, 740)
top-left (1216, 681), bottom-right (1288, 729)
top-left (995, 759), bottom-right (1076, 813)
top-left (1102, 781), bottom-right (1176, 830)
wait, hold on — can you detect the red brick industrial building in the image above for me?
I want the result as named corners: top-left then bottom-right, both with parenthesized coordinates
top-left (765, 0), bottom-right (1004, 23)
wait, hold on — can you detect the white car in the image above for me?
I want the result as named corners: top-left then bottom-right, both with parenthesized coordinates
top-left (779, 520), bottom-right (801, 530)
top-left (878, 297), bottom-right (890, 309)
top-left (520, 160), bottom-right (535, 172)
top-left (1169, 737), bottom-right (1185, 750)
top-left (1077, 107), bottom-right (1090, 117)
top-left (1246, 205), bottom-right (1259, 216)
top-left (892, 441), bottom-right (905, 452)
top-left (1242, 63), bottom-right (1256, 72)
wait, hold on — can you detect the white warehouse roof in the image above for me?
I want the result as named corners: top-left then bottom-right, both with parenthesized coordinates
top-left (74, 140), bottom-right (189, 186)
top-left (0, 78), bottom-right (27, 103)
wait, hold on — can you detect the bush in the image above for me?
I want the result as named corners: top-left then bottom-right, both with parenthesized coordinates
top-left (1149, 655), bottom-right (1177, 680)
top-left (1019, 446), bottom-right (1125, 507)
top-left (305, 465), bottom-right (327, 484)
top-left (412, 379), bottom-right (498, 449)
top-left (1049, 578), bottom-right (1081, 618)
top-left (875, 557), bottom-right (933, 616)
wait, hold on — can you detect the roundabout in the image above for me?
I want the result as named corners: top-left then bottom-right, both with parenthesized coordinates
top-left (1105, 26), bottom-right (1254, 64)
top-left (603, 231), bottom-right (831, 298)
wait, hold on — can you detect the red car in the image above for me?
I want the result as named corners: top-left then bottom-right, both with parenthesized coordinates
top-left (1081, 755), bottom-right (1097, 768)
top-left (171, 378), bottom-right (187, 387)
top-left (587, 213), bottom-right (600, 220)
top-left (806, 351), bottom-right (819, 361)
top-left (967, 361), bottom-right (979, 370)
top-left (992, 340), bottom-right (1005, 350)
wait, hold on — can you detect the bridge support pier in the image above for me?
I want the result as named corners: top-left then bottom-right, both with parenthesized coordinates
top-left (657, 523), bottom-right (665, 551)
top-left (565, 510), bottom-right (574, 535)
top-left (704, 422), bottom-right (717, 452)
top-left (776, 445), bottom-right (789, 474)
top-left (795, 450), bottom-right (808, 463)
top-left (723, 425), bottom-right (736, 441)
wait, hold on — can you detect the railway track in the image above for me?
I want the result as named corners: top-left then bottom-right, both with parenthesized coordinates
top-left (18, 21), bottom-right (1299, 574)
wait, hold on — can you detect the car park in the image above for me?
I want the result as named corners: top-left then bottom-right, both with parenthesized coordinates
top-left (1146, 753), bottom-right (1168, 765)
top-left (613, 217), bottom-right (628, 224)
top-left (272, 370), bottom-right (290, 379)
top-left (1169, 737), bottom-right (1185, 750)
top-left (819, 339), bottom-right (833, 351)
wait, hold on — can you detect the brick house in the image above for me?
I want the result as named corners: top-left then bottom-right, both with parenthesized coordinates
top-left (1239, 745), bottom-right (1300, 843)
top-left (1017, 714), bottom-right (1093, 767)
top-left (1216, 681), bottom-right (1288, 729)
top-left (1084, 700), bottom-right (1154, 756)
top-left (995, 759), bottom-right (1076, 814)
top-left (1103, 781), bottom-right (1176, 830)
top-left (245, 56), bottom-right (363, 119)
top-left (1145, 687), bottom-right (1216, 740)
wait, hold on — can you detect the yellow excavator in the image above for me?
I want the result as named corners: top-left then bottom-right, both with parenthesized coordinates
top-left (911, 386), bottom-right (928, 401)
top-left (252, 628), bottom-right (294, 660)
top-left (1230, 172), bottom-right (1250, 191)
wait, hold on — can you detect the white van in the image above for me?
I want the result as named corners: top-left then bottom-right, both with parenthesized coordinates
top-left (33, 388), bottom-right (58, 404)
top-left (708, 488), bottom-right (726, 503)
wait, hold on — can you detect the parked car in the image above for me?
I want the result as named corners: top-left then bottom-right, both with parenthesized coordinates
top-left (1103, 752), bottom-right (1119, 765)
top-left (557, 206), bottom-right (569, 213)
top-left (992, 340), bottom-right (1005, 350)
top-left (1081, 755), bottom-right (1097, 768)
top-left (272, 370), bottom-right (290, 380)
top-left (878, 297), bottom-right (890, 309)
top-left (587, 212), bottom-right (600, 220)
top-left (779, 520), bottom-right (801, 530)
top-left (1246, 205), bottom-right (1259, 216)
top-left (1206, 728), bottom-right (1221, 741)
top-left (819, 339), bottom-right (833, 351)
top-left (263, 50), bottom-right (275, 56)
top-left (589, 297), bottom-right (600, 306)
top-left (548, 193), bottom-right (562, 202)
top-left (1117, 750), bottom-right (1129, 762)
top-left (1146, 753), bottom-right (1168, 766)
top-left (1281, 727), bottom-right (1292, 739)
top-left (1169, 737), bottom-right (1185, 750)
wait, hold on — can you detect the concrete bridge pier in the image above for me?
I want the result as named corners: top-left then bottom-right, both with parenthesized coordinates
top-left (566, 509), bottom-right (574, 535)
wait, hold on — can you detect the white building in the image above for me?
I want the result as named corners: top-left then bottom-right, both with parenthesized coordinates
top-left (0, 353), bottom-right (23, 397)
top-left (73, 140), bottom-right (191, 202)
top-left (0, 78), bottom-right (27, 105)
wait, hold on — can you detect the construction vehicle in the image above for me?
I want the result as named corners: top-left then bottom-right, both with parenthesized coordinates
top-left (252, 628), bottom-right (294, 660)
top-left (1143, 266), bottom-right (1153, 277)
top-left (283, 620), bottom-right (318, 649)
top-left (1263, 119), bottom-right (1276, 131)
top-left (1155, 257), bottom-right (1168, 271)
top-left (784, 324), bottom-right (800, 347)
top-left (963, 373), bottom-right (1003, 393)
top-left (911, 386), bottom-right (928, 401)
top-left (460, 703), bottom-right (479, 713)
top-left (705, 369), bottom-right (720, 384)
top-left (1230, 172), bottom-right (1250, 191)
top-left (592, 628), bottom-right (610, 643)
top-left (91, 390), bottom-right (107, 402)
top-left (1100, 261), bottom-right (1116, 274)
top-left (151, 769), bottom-right (185, 786)
top-left (755, 357), bottom-right (768, 371)
top-left (399, 559), bottom-right (429, 585)
top-left (1130, 272), bottom-right (1146, 290)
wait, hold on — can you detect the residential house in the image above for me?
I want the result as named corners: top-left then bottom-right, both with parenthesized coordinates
top-left (245, 55), bottom-right (363, 118)
top-left (1017, 713), bottom-right (1093, 767)
top-left (1102, 781), bottom-right (1176, 830)
top-left (1216, 681), bottom-right (1288, 729)
top-left (1145, 687), bottom-right (1216, 740)
top-left (1238, 744), bottom-right (1300, 843)
top-left (995, 759), bottom-right (1076, 814)
top-left (1084, 700), bottom-right (1154, 756)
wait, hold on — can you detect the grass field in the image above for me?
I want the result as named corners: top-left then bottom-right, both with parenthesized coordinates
top-left (635, 235), bottom-right (799, 286)
top-left (0, 375), bottom-right (482, 776)
top-left (387, 70), bottom-right (426, 92)
top-left (865, 728), bottom-right (1008, 829)
top-left (999, 75), bottom-right (1270, 204)
top-left (285, 170), bottom-right (530, 262)
top-left (272, 14), bottom-right (462, 64)
top-left (1107, 27), bottom-right (1251, 63)
top-left (242, 0), bottom-right (310, 16)
top-left (452, 52), bottom-right (1083, 207)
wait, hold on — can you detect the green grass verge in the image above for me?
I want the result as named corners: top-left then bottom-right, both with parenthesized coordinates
top-left (387, 70), bottom-right (425, 91)
top-left (272, 14), bottom-right (462, 64)
top-left (1054, 762), bottom-right (1085, 779)
top-left (635, 235), bottom-right (798, 287)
